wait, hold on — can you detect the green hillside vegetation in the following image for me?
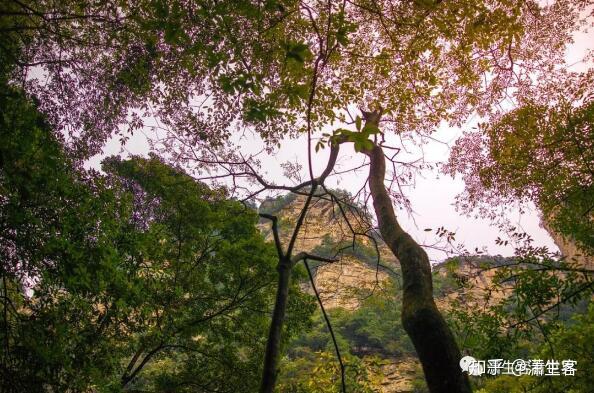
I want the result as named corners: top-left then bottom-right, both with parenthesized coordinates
top-left (436, 255), bottom-right (592, 393)
top-left (278, 276), bottom-right (425, 392)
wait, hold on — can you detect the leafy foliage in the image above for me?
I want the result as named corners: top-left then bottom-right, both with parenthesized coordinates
top-left (2, 0), bottom-right (587, 159)
top-left (2, 1), bottom-right (593, 391)
top-left (1, 84), bottom-right (137, 391)
top-left (0, 86), bottom-right (314, 392)
top-left (278, 350), bottom-right (375, 393)
top-left (447, 99), bottom-right (594, 255)
top-left (280, 276), bottom-right (417, 391)
top-left (440, 246), bottom-right (592, 392)
top-left (473, 303), bottom-right (594, 393)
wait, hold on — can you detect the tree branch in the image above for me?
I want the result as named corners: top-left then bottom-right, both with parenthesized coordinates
top-left (304, 259), bottom-right (346, 393)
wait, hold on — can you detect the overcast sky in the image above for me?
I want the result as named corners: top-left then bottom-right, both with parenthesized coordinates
top-left (86, 23), bottom-right (593, 262)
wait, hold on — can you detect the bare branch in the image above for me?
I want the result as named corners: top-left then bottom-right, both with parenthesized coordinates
top-left (259, 213), bottom-right (285, 259)
top-left (303, 259), bottom-right (346, 393)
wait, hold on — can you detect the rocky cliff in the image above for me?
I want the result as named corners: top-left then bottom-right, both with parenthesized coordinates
top-left (542, 218), bottom-right (594, 270)
top-left (259, 193), bottom-right (397, 310)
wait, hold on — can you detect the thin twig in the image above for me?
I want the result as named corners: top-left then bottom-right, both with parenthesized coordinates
top-left (304, 259), bottom-right (346, 393)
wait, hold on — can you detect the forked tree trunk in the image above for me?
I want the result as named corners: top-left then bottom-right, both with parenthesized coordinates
top-left (259, 146), bottom-right (342, 393)
top-left (364, 114), bottom-right (471, 393)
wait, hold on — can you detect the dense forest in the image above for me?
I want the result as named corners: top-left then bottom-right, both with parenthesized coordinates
top-left (1, 1), bottom-right (593, 393)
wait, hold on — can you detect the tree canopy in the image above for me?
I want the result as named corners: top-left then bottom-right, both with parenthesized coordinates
top-left (2, 0), bottom-right (588, 158)
top-left (0, 83), bottom-right (313, 392)
top-left (447, 98), bottom-right (594, 256)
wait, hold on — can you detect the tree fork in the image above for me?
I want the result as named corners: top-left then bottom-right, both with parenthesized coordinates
top-left (259, 139), bottom-right (345, 393)
top-left (363, 111), bottom-right (471, 393)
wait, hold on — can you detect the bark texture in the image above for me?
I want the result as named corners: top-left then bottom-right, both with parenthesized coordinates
top-left (365, 115), bottom-right (471, 393)
top-left (260, 258), bottom-right (292, 393)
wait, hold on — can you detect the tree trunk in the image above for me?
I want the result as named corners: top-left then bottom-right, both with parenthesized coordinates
top-left (260, 257), bottom-right (292, 393)
top-left (366, 138), bottom-right (471, 393)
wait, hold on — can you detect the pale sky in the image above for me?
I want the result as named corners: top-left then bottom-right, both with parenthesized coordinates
top-left (86, 20), bottom-right (593, 263)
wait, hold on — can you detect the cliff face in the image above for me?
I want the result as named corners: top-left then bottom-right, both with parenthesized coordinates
top-left (541, 218), bottom-right (594, 270)
top-left (432, 257), bottom-right (512, 312)
top-left (259, 193), bottom-right (397, 310)
top-left (260, 194), bottom-right (590, 392)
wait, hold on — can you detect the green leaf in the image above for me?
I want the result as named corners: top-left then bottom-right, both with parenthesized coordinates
top-left (362, 139), bottom-right (373, 151)
top-left (362, 123), bottom-right (379, 135)
top-left (315, 141), bottom-right (325, 152)
top-left (285, 41), bottom-right (311, 64)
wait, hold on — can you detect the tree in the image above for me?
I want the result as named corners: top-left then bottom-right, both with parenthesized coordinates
top-left (440, 243), bottom-right (594, 392)
top-left (447, 97), bottom-right (594, 260)
top-left (3, 1), bottom-right (591, 392)
top-left (0, 82), bottom-right (137, 391)
top-left (103, 154), bottom-right (314, 392)
top-left (0, 82), bottom-right (313, 391)
top-left (440, 29), bottom-right (594, 393)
